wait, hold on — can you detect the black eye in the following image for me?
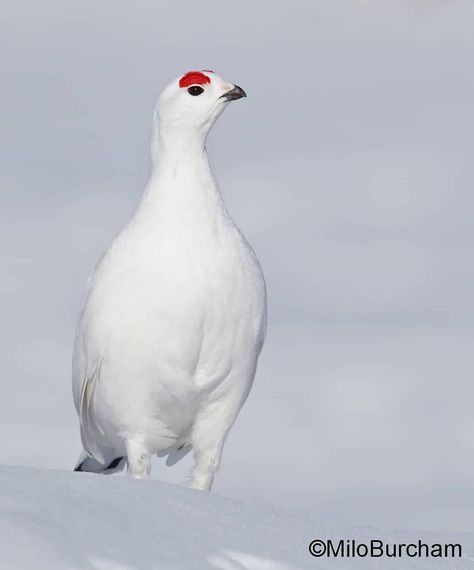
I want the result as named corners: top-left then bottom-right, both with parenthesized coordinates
top-left (187, 85), bottom-right (204, 96)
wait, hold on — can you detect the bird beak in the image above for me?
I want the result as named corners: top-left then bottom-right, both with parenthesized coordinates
top-left (220, 85), bottom-right (247, 102)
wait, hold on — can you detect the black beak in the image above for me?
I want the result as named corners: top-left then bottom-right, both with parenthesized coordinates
top-left (220, 85), bottom-right (247, 102)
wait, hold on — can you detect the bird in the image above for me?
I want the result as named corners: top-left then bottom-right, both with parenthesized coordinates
top-left (72, 70), bottom-right (267, 490)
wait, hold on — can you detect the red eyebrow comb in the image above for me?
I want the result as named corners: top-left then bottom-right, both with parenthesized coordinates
top-left (179, 71), bottom-right (212, 88)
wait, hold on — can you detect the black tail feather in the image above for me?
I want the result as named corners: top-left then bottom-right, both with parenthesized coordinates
top-left (74, 455), bottom-right (125, 474)
top-left (105, 456), bottom-right (125, 470)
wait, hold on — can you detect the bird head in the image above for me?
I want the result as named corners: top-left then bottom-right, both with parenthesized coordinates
top-left (155, 70), bottom-right (246, 136)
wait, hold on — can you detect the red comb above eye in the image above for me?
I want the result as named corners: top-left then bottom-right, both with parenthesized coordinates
top-left (179, 71), bottom-right (211, 88)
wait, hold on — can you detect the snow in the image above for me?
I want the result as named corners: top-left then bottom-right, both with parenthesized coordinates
top-left (1, 464), bottom-right (473, 570)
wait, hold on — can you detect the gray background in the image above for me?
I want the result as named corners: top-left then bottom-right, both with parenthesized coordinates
top-left (1, 0), bottom-right (473, 533)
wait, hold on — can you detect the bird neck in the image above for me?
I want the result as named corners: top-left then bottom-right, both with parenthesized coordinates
top-left (151, 124), bottom-right (207, 170)
top-left (138, 125), bottom-right (225, 220)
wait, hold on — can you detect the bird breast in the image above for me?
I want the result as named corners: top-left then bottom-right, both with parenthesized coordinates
top-left (79, 211), bottom-right (266, 392)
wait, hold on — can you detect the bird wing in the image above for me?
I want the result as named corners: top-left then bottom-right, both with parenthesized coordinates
top-left (79, 361), bottom-right (106, 464)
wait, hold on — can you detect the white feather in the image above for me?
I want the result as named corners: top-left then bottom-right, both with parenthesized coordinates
top-left (72, 71), bottom-right (266, 488)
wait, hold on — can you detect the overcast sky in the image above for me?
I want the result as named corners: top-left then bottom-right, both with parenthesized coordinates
top-left (1, 0), bottom-right (474, 534)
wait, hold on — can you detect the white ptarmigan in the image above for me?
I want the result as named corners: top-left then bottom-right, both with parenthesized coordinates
top-left (72, 71), bottom-right (267, 490)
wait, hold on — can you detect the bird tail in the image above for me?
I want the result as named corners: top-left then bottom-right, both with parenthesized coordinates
top-left (74, 451), bottom-right (125, 474)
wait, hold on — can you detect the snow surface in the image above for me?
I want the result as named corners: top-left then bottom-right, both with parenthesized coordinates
top-left (1, 464), bottom-right (473, 570)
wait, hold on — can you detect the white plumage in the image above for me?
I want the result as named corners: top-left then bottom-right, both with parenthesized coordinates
top-left (72, 71), bottom-right (266, 490)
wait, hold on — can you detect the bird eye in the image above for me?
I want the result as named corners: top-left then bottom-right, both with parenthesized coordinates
top-left (187, 85), bottom-right (204, 96)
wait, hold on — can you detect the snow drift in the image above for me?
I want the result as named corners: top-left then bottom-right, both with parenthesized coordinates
top-left (0, 464), bottom-right (473, 570)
